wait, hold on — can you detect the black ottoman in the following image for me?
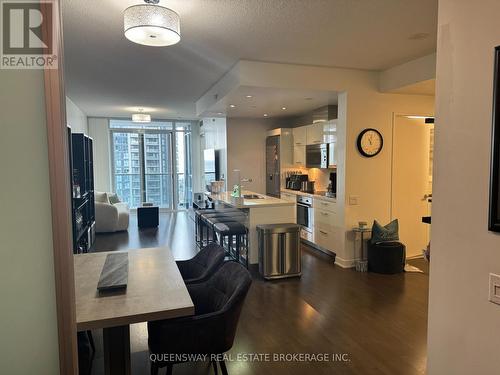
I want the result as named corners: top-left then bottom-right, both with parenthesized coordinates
top-left (368, 241), bottom-right (406, 274)
top-left (138, 206), bottom-right (159, 228)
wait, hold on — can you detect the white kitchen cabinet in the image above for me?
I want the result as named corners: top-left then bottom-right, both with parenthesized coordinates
top-left (280, 192), bottom-right (297, 203)
top-left (314, 226), bottom-right (338, 253)
top-left (323, 120), bottom-right (337, 144)
top-left (306, 123), bottom-right (324, 145)
top-left (293, 145), bottom-right (306, 166)
top-left (313, 198), bottom-right (339, 254)
top-left (292, 126), bottom-right (307, 146)
top-left (313, 198), bottom-right (336, 213)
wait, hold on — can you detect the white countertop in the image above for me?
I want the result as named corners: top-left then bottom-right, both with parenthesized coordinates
top-left (281, 188), bottom-right (337, 203)
top-left (211, 191), bottom-right (295, 208)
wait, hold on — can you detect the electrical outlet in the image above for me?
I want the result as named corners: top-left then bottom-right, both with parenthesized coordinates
top-left (489, 273), bottom-right (500, 305)
top-left (349, 195), bottom-right (360, 205)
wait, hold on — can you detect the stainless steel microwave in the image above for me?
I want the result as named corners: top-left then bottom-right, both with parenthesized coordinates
top-left (306, 144), bottom-right (328, 168)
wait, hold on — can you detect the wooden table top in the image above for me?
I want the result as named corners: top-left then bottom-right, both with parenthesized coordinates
top-left (74, 247), bottom-right (194, 331)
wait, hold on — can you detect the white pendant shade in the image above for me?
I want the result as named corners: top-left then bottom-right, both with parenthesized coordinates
top-left (132, 113), bottom-right (151, 123)
top-left (124, 4), bottom-right (180, 47)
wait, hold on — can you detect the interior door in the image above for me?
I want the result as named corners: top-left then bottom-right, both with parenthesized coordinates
top-left (392, 116), bottom-right (434, 257)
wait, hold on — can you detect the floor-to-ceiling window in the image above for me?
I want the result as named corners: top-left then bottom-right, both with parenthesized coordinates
top-left (110, 120), bottom-right (194, 210)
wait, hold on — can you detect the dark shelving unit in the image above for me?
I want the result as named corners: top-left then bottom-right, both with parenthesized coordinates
top-left (68, 129), bottom-right (95, 254)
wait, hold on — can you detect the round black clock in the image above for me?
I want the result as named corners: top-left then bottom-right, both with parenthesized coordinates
top-left (357, 128), bottom-right (383, 157)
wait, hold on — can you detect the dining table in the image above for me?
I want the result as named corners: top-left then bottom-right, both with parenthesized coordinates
top-left (74, 247), bottom-right (195, 375)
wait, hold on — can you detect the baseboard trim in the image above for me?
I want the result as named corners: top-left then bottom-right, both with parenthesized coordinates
top-left (335, 257), bottom-right (356, 268)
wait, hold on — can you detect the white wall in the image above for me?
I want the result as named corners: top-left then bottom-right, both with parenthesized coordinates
top-left (427, 1), bottom-right (500, 373)
top-left (66, 96), bottom-right (88, 134)
top-left (200, 117), bottom-right (227, 189)
top-left (379, 53), bottom-right (436, 93)
top-left (0, 71), bottom-right (60, 373)
top-left (88, 118), bottom-right (112, 192)
top-left (226, 117), bottom-right (279, 194)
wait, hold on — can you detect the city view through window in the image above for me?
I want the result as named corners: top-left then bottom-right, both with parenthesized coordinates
top-left (110, 120), bottom-right (193, 209)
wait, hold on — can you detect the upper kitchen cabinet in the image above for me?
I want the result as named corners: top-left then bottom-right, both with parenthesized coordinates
top-left (306, 123), bottom-right (324, 145)
top-left (305, 120), bottom-right (337, 145)
top-left (292, 127), bottom-right (307, 146)
top-left (323, 120), bottom-right (337, 144)
top-left (293, 145), bottom-right (306, 166)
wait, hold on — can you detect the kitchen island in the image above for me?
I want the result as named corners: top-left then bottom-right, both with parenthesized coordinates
top-left (210, 191), bottom-right (296, 264)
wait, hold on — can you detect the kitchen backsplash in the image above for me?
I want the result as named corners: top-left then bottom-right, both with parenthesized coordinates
top-left (283, 167), bottom-right (335, 191)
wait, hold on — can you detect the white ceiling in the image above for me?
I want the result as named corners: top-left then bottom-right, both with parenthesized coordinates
top-left (207, 86), bottom-right (338, 118)
top-left (63, 0), bottom-right (437, 119)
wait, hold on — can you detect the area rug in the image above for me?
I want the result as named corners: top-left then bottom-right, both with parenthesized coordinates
top-left (404, 264), bottom-right (424, 273)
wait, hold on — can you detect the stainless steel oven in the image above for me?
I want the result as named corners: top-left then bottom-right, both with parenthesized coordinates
top-left (296, 195), bottom-right (313, 232)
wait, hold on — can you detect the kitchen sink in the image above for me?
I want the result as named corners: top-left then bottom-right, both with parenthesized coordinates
top-left (243, 194), bottom-right (264, 199)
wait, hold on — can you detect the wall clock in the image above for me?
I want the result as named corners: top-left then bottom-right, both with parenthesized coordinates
top-left (357, 128), bottom-right (383, 157)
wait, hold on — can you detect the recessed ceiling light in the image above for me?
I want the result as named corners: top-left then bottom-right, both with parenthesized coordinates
top-left (245, 95), bottom-right (253, 98)
top-left (263, 114), bottom-right (268, 117)
top-left (216, 112), bottom-right (224, 115)
top-left (281, 107), bottom-right (287, 110)
top-left (229, 104), bottom-right (236, 108)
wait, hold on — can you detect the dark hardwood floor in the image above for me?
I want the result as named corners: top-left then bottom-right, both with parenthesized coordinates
top-left (89, 211), bottom-right (429, 375)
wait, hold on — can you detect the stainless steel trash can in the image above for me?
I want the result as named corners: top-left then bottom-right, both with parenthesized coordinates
top-left (257, 223), bottom-right (301, 280)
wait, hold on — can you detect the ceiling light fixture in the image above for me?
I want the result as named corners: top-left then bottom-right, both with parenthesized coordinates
top-left (245, 95), bottom-right (253, 98)
top-left (229, 104), bottom-right (236, 108)
top-left (281, 107), bottom-right (287, 110)
top-left (263, 114), bottom-right (268, 117)
top-left (124, 0), bottom-right (181, 47)
top-left (132, 109), bottom-right (151, 123)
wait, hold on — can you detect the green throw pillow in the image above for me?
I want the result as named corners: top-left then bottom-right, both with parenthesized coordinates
top-left (108, 193), bottom-right (121, 204)
top-left (371, 219), bottom-right (399, 244)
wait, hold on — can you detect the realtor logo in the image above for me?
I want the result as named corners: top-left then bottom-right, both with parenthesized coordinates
top-left (1, 0), bottom-right (58, 69)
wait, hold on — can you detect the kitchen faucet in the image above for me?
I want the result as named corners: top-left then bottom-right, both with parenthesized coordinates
top-left (233, 169), bottom-right (252, 197)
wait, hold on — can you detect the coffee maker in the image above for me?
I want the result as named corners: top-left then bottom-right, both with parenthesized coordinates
top-left (326, 172), bottom-right (337, 198)
top-left (287, 174), bottom-right (309, 190)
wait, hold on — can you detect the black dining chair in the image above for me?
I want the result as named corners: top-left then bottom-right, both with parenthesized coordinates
top-left (148, 261), bottom-right (252, 375)
top-left (176, 243), bottom-right (226, 284)
top-left (77, 331), bottom-right (93, 375)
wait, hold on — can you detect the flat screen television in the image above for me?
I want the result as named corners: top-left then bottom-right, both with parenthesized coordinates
top-left (203, 149), bottom-right (220, 191)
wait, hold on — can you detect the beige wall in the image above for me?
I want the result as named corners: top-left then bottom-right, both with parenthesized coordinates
top-left (226, 117), bottom-right (279, 194)
top-left (0, 71), bottom-right (60, 373)
top-left (427, 0), bottom-right (500, 373)
top-left (66, 96), bottom-right (88, 134)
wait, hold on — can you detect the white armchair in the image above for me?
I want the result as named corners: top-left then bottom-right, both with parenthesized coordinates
top-left (94, 192), bottom-right (129, 233)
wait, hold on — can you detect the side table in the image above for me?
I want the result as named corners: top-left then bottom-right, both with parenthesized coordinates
top-left (353, 227), bottom-right (371, 272)
top-left (138, 206), bottom-right (159, 228)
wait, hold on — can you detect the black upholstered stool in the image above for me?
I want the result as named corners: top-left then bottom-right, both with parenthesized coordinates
top-left (368, 241), bottom-right (406, 274)
top-left (200, 211), bottom-right (246, 246)
top-left (213, 221), bottom-right (248, 267)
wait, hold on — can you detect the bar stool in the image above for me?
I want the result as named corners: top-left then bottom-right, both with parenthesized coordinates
top-left (196, 209), bottom-right (241, 247)
top-left (213, 221), bottom-right (249, 267)
top-left (203, 213), bottom-right (247, 246)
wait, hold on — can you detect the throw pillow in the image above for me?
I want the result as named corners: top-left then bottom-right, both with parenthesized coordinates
top-left (108, 193), bottom-right (121, 204)
top-left (94, 191), bottom-right (109, 204)
top-left (371, 219), bottom-right (399, 244)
